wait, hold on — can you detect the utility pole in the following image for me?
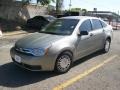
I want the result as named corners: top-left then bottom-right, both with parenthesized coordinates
top-left (116, 10), bottom-right (119, 30)
top-left (69, 0), bottom-right (72, 11)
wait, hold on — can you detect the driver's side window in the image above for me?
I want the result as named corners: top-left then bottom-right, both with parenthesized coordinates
top-left (79, 19), bottom-right (92, 32)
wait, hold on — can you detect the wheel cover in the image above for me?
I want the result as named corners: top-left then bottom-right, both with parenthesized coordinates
top-left (105, 40), bottom-right (110, 51)
top-left (57, 55), bottom-right (71, 71)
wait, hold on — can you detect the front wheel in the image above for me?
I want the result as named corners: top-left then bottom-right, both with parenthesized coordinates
top-left (54, 51), bottom-right (72, 74)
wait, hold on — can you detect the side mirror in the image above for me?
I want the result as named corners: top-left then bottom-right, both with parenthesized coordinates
top-left (80, 31), bottom-right (88, 35)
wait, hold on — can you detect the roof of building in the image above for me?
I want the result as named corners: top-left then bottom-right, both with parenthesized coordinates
top-left (87, 11), bottom-right (120, 18)
top-left (61, 16), bottom-right (98, 20)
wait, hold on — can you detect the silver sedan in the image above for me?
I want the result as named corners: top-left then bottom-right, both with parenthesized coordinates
top-left (10, 16), bottom-right (113, 73)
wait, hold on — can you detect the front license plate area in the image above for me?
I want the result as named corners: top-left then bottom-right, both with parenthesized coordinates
top-left (14, 55), bottom-right (21, 63)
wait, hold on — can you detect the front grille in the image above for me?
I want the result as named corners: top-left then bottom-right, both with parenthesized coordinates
top-left (15, 47), bottom-right (33, 56)
top-left (15, 48), bottom-right (29, 53)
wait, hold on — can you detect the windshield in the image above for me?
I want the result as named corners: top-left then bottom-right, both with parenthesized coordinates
top-left (40, 19), bottom-right (79, 35)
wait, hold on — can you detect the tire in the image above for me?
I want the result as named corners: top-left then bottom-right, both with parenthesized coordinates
top-left (54, 51), bottom-right (73, 74)
top-left (102, 39), bottom-right (111, 53)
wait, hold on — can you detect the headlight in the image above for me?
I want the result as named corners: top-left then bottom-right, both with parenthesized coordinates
top-left (15, 48), bottom-right (46, 56)
top-left (25, 47), bottom-right (50, 56)
top-left (15, 46), bottom-right (51, 56)
top-left (31, 48), bottom-right (45, 56)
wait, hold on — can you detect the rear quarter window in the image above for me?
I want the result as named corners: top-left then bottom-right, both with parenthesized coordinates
top-left (100, 20), bottom-right (107, 28)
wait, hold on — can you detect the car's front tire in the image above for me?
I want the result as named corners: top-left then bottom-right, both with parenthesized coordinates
top-left (54, 51), bottom-right (73, 74)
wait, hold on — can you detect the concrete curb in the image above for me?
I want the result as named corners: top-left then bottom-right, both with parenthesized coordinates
top-left (3, 31), bottom-right (27, 36)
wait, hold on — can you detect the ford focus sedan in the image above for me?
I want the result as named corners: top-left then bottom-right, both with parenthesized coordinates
top-left (10, 16), bottom-right (113, 73)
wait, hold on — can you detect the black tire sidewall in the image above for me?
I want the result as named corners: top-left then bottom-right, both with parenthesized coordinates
top-left (103, 39), bottom-right (111, 53)
top-left (55, 51), bottom-right (73, 74)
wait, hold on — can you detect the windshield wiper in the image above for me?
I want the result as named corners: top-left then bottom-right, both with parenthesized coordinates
top-left (39, 31), bottom-right (69, 36)
top-left (39, 31), bottom-right (58, 35)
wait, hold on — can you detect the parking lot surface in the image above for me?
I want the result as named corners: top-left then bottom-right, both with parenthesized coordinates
top-left (0, 30), bottom-right (120, 90)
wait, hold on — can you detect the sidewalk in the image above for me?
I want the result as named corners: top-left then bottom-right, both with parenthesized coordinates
top-left (3, 30), bottom-right (28, 36)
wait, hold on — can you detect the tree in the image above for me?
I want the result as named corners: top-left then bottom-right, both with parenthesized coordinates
top-left (22, 0), bottom-right (63, 14)
top-left (82, 9), bottom-right (87, 16)
top-left (22, 0), bottom-right (54, 5)
top-left (56, 0), bottom-right (63, 14)
top-left (0, 0), bottom-right (63, 14)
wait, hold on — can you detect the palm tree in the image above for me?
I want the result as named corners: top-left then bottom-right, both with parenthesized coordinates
top-left (56, 0), bottom-right (63, 14)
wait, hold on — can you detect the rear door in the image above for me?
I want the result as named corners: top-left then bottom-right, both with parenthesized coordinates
top-left (90, 19), bottom-right (105, 50)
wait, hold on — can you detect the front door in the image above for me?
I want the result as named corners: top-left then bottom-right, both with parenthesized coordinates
top-left (76, 19), bottom-right (95, 59)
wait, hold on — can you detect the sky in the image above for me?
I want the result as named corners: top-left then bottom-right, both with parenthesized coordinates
top-left (31, 0), bottom-right (120, 13)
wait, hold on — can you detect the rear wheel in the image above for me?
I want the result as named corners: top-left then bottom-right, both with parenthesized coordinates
top-left (102, 39), bottom-right (111, 53)
top-left (54, 51), bottom-right (72, 74)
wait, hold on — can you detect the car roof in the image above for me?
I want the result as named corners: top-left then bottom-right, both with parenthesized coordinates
top-left (60, 16), bottom-right (99, 20)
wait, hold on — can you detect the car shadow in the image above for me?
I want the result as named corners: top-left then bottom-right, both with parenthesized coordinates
top-left (73, 51), bottom-right (104, 67)
top-left (0, 51), bottom-right (104, 88)
top-left (0, 62), bottom-right (58, 88)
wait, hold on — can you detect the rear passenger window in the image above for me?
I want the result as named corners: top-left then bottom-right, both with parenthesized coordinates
top-left (79, 19), bottom-right (92, 32)
top-left (92, 19), bottom-right (103, 30)
top-left (100, 20), bottom-right (107, 27)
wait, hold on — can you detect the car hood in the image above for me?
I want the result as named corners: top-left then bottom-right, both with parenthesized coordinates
top-left (15, 33), bottom-right (65, 48)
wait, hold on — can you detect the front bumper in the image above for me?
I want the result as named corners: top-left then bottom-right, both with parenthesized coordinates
top-left (12, 58), bottom-right (42, 71)
top-left (10, 47), bottom-right (56, 71)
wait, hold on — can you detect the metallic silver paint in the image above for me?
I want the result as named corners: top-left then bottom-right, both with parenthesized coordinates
top-left (10, 16), bottom-right (113, 71)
